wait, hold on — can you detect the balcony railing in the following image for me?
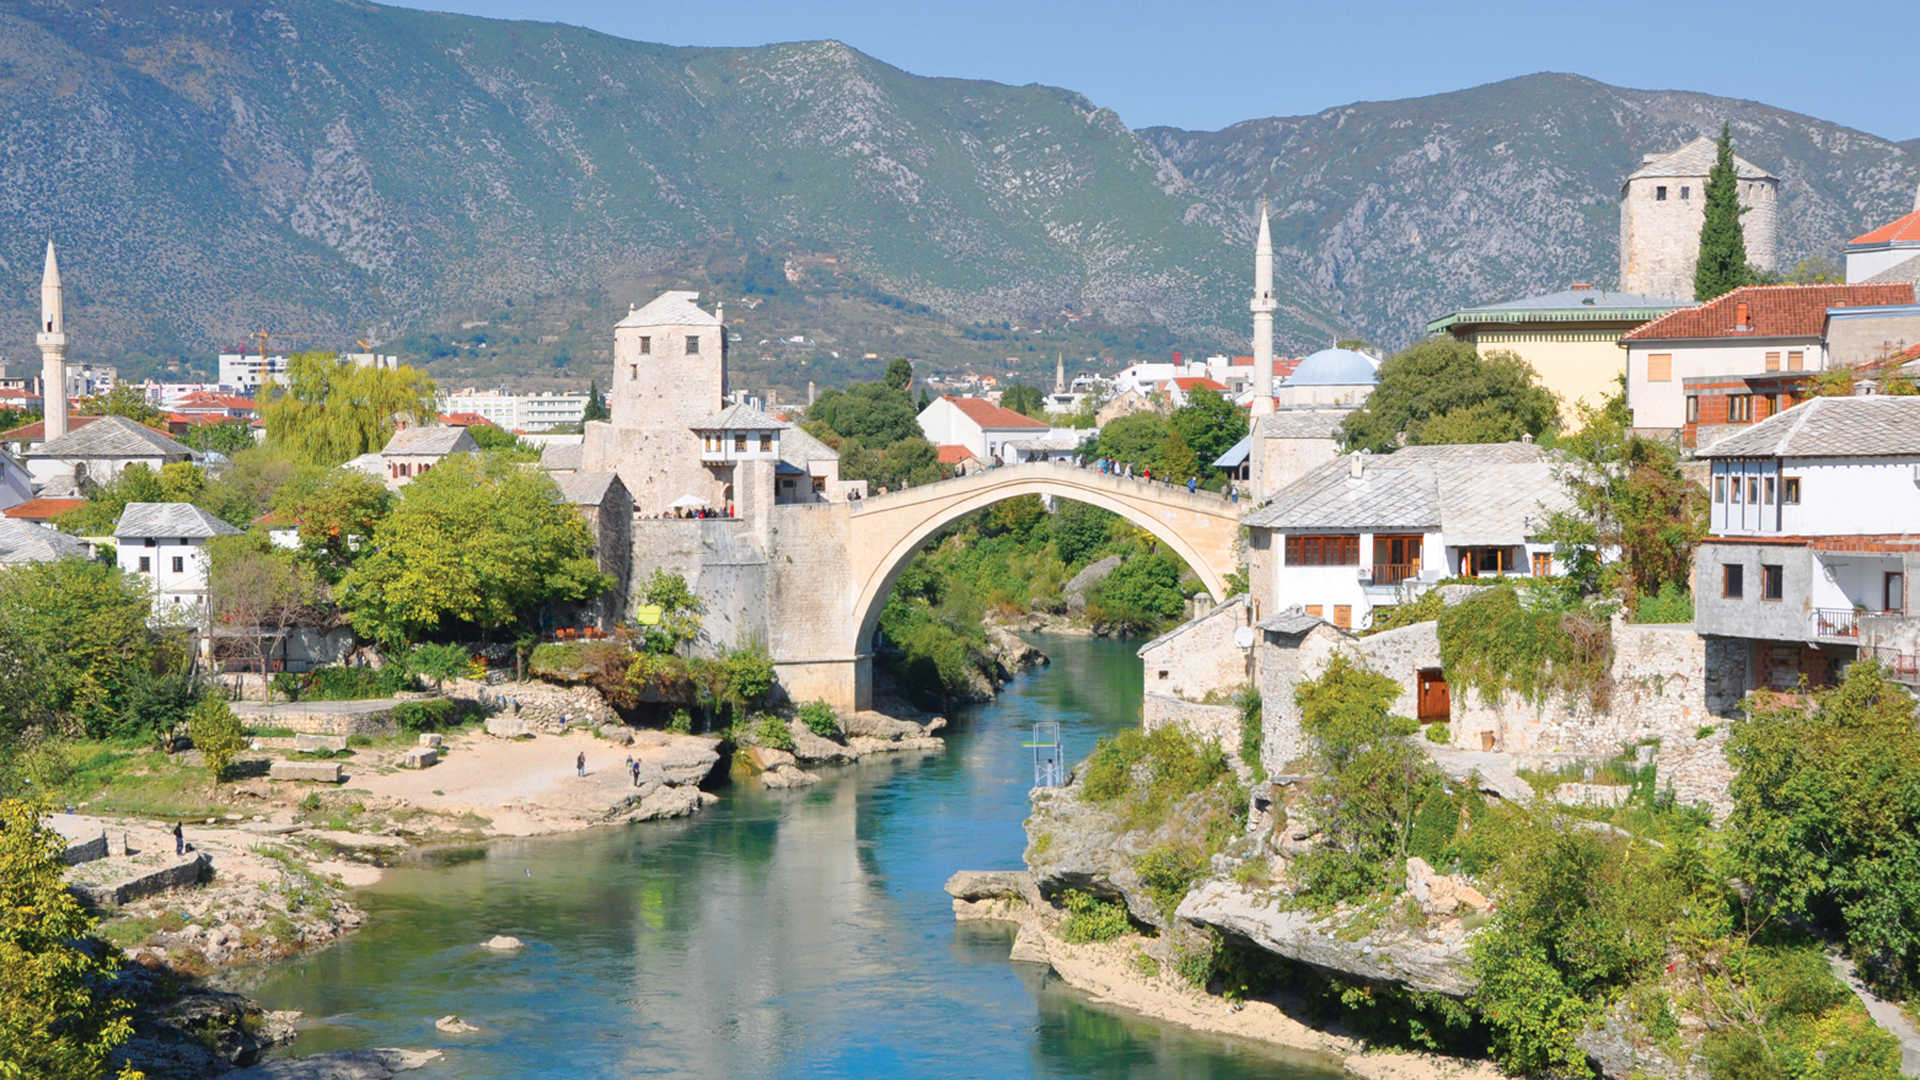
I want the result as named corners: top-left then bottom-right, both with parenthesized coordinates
top-left (1368, 563), bottom-right (1420, 587)
top-left (1812, 608), bottom-right (1861, 638)
top-left (1861, 646), bottom-right (1920, 686)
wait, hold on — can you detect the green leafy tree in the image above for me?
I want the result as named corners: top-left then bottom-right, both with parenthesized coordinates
top-left (260, 352), bottom-right (438, 466)
top-left (581, 379), bottom-right (610, 422)
top-left (1154, 426), bottom-right (1199, 481)
top-left (465, 422), bottom-right (537, 460)
top-left (917, 387), bottom-right (931, 411)
top-left (269, 466), bottom-right (392, 581)
top-left (193, 447), bottom-right (306, 530)
top-left (1086, 552), bottom-right (1185, 633)
top-left (1092, 412), bottom-right (1169, 472)
top-left (1168, 387), bottom-right (1242, 470)
top-left (805, 382), bottom-right (922, 446)
top-left (1050, 499), bottom-right (1114, 566)
top-left (999, 382), bottom-right (1047, 418)
top-left (1694, 123), bottom-right (1752, 302)
top-left (639, 569), bottom-right (704, 655)
top-left (884, 358), bottom-right (914, 392)
top-left (1339, 339), bottom-right (1559, 453)
top-left (0, 797), bottom-right (142, 1080)
top-left (338, 455), bottom-right (609, 645)
top-left (206, 534), bottom-right (326, 692)
top-left (76, 383), bottom-right (163, 426)
top-left (1729, 661), bottom-right (1920, 992)
top-left (1539, 389), bottom-right (1705, 608)
top-left (405, 642), bottom-right (471, 692)
top-left (1295, 653), bottom-right (1437, 865)
top-left (178, 420), bottom-right (255, 456)
top-left (0, 560), bottom-right (167, 738)
top-left (187, 696), bottom-right (244, 787)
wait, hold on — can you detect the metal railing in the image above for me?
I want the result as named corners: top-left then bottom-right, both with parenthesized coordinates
top-left (1861, 646), bottom-right (1920, 685)
top-left (1812, 608), bottom-right (1861, 638)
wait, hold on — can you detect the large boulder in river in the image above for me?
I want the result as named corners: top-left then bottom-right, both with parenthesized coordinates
top-left (1176, 879), bottom-right (1477, 997)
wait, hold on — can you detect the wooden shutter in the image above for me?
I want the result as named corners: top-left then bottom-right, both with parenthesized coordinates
top-left (1764, 352), bottom-right (1780, 371)
top-left (1646, 353), bottom-right (1672, 382)
top-left (1333, 605), bottom-right (1352, 630)
top-left (1788, 351), bottom-right (1805, 371)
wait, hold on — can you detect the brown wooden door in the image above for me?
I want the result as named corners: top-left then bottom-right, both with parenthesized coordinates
top-left (1333, 605), bottom-right (1352, 630)
top-left (1417, 668), bottom-right (1450, 723)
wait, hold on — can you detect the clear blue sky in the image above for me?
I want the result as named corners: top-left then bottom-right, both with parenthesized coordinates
top-left (392, 0), bottom-right (1916, 141)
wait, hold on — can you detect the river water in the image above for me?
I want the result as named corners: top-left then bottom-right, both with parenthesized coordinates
top-left (247, 635), bottom-right (1342, 1078)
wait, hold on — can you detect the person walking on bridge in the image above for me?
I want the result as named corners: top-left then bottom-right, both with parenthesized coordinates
top-left (1187, 476), bottom-right (1197, 494)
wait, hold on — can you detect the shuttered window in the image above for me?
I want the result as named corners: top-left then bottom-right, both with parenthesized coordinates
top-left (1647, 353), bottom-right (1672, 382)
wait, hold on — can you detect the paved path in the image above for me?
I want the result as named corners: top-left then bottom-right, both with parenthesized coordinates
top-left (1829, 953), bottom-right (1920, 1077)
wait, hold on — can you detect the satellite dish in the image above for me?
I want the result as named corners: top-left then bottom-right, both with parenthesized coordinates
top-left (1234, 626), bottom-right (1255, 649)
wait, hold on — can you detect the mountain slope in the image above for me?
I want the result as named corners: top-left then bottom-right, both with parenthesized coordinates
top-left (0, 4), bottom-right (1911, 390)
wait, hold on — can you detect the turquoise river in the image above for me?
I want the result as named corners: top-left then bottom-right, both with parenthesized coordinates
top-left (246, 634), bottom-right (1343, 1078)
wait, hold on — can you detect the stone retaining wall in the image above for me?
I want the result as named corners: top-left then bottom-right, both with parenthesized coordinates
top-left (1141, 694), bottom-right (1240, 752)
top-left (451, 677), bottom-right (618, 736)
top-left (232, 700), bottom-right (403, 737)
top-left (62, 831), bottom-right (108, 867)
top-left (72, 854), bottom-right (208, 907)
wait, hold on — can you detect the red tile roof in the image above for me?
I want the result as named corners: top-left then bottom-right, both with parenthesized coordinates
top-left (1850, 209), bottom-right (1920, 247)
top-left (1170, 377), bottom-right (1227, 392)
top-left (935, 444), bottom-right (977, 464)
top-left (0, 414), bottom-right (103, 442)
top-left (3, 497), bottom-right (86, 521)
top-left (174, 391), bottom-right (258, 411)
top-left (943, 395), bottom-right (1047, 429)
top-left (1622, 283), bottom-right (1916, 342)
top-left (164, 412), bottom-right (226, 427)
top-left (439, 412), bottom-right (497, 427)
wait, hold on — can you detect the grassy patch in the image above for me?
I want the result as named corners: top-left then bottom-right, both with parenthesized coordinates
top-left (1058, 890), bottom-right (1133, 944)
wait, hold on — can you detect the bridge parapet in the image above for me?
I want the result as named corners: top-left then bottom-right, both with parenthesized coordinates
top-left (850, 460), bottom-right (1240, 520)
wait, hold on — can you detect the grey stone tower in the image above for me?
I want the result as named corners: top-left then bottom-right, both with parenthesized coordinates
top-left (1620, 137), bottom-right (1778, 299)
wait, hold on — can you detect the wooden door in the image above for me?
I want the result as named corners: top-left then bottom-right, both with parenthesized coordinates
top-left (1333, 605), bottom-right (1352, 630)
top-left (1416, 668), bottom-right (1449, 723)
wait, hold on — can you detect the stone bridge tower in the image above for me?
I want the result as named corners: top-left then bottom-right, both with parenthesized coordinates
top-left (1619, 136), bottom-right (1778, 300)
top-left (581, 291), bottom-right (728, 516)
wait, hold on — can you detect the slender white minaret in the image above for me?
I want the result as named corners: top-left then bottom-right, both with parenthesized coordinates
top-left (1054, 352), bottom-right (1065, 394)
top-left (37, 240), bottom-right (68, 441)
top-left (1249, 200), bottom-right (1276, 421)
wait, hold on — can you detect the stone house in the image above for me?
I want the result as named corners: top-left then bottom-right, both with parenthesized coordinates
top-left (1426, 286), bottom-right (1685, 411)
top-left (24, 415), bottom-right (192, 493)
top-left (113, 501), bottom-right (241, 624)
top-left (1214, 408), bottom-right (1348, 502)
top-left (1137, 596), bottom-right (1252, 750)
top-left (1621, 282), bottom-right (1914, 435)
top-left (1242, 441), bottom-right (1573, 632)
top-left (1693, 395), bottom-right (1920, 694)
top-left (1619, 137), bottom-right (1777, 300)
top-left (0, 413), bottom-right (98, 458)
top-left (379, 424), bottom-right (479, 487)
top-left (550, 471), bottom-right (633, 631)
top-left (916, 395), bottom-right (1049, 465)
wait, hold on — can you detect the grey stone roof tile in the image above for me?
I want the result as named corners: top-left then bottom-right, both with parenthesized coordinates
top-left (381, 426), bottom-right (479, 457)
top-left (26, 415), bottom-right (190, 460)
top-left (113, 501), bottom-right (242, 539)
top-left (0, 519), bottom-right (88, 564)
top-left (1697, 395), bottom-right (1920, 458)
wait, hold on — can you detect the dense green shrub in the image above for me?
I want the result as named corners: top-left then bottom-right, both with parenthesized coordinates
top-left (1059, 890), bottom-right (1133, 944)
top-left (392, 698), bottom-right (463, 734)
top-left (1086, 552), bottom-right (1186, 634)
top-left (1234, 685), bottom-right (1265, 782)
top-left (1698, 943), bottom-right (1901, 1080)
top-left (1362, 589), bottom-right (1445, 636)
top-left (1081, 726), bottom-right (1230, 812)
top-left (1729, 661), bottom-right (1920, 993)
top-left (1630, 580), bottom-right (1694, 624)
top-left (1405, 786), bottom-right (1462, 864)
top-left (280, 664), bottom-right (415, 702)
top-left (797, 700), bottom-right (840, 740)
top-left (754, 713), bottom-right (796, 753)
top-left (1437, 586), bottom-right (1611, 711)
top-left (1134, 844), bottom-right (1207, 919)
top-left (1292, 849), bottom-right (1387, 904)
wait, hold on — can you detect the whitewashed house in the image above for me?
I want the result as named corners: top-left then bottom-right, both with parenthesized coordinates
top-left (1621, 283), bottom-right (1914, 433)
top-left (916, 395), bottom-right (1049, 464)
top-left (113, 502), bottom-right (241, 623)
top-left (1693, 395), bottom-right (1920, 693)
top-left (1243, 441), bottom-right (1572, 631)
top-left (24, 415), bottom-right (192, 492)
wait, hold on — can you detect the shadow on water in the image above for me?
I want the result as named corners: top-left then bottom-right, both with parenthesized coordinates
top-left (242, 634), bottom-right (1344, 1079)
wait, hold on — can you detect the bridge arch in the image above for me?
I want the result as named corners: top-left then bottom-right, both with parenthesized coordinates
top-left (841, 463), bottom-right (1242, 660)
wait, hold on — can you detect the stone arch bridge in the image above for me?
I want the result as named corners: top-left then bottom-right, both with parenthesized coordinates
top-left (759, 461), bottom-right (1243, 711)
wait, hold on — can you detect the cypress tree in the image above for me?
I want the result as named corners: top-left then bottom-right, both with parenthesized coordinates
top-left (1693, 124), bottom-right (1751, 301)
top-left (582, 378), bottom-right (609, 421)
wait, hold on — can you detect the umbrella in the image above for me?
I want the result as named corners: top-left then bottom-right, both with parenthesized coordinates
top-left (669, 494), bottom-right (709, 510)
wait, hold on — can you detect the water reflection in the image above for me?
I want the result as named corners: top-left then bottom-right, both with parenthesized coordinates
top-left (245, 636), bottom-right (1341, 1079)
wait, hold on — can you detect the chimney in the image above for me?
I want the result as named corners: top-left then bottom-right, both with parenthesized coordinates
top-left (1734, 300), bottom-right (1751, 331)
top-left (1348, 453), bottom-right (1365, 479)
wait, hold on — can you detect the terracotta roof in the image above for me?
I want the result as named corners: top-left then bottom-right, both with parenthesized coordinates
top-left (1850, 208), bottom-right (1920, 248)
top-left (943, 395), bottom-right (1047, 429)
top-left (0, 414), bottom-right (101, 442)
top-left (1170, 377), bottom-right (1227, 392)
top-left (164, 412), bottom-right (226, 427)
top-left (1622, 284), bottom-right (1916, 342)
top-left (174, 392), bottom-right (257, 411)
top-left (1228, 355), bottom-right (1302, 377)
top-left (3, 497), bottom-right (85, 521)
top-left (935, 444), bottom-right (976, 464)
top-left (439, 412), bottom-right (496, 427)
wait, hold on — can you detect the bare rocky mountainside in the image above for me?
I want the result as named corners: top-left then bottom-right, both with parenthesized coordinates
top-left (0, 0), bottom-right (1912, 388)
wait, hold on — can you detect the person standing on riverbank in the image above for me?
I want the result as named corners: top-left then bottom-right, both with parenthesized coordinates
top-left (576, 751), bottom-right (586, 778)
top-left (173, 821), bottom-right (184, 855)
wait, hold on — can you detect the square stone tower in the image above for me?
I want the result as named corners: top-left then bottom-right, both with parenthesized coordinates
top-left (580, 290), bottom-right (730, 515)
top-left (1619, 136), bottom-right (1777, 300)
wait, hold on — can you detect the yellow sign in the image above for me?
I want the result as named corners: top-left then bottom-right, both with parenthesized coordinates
top-left (635, 604), bottom-right (664, 626)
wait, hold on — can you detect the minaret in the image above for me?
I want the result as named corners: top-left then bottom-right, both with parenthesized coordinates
top-left (37, 240), bottom-right (68, 441)
top-left (1054, 352), bottom-right (1065, 394)
top-left (1249, 200), bottom-right (1276, 421)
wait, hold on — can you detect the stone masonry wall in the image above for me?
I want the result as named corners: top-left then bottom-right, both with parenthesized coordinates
top-left (628, 518), bottom-right (771, 654)
top-left (1138, 597), bottom-right (1249, 704)
top-left (1621, 173), bottom-right (1776, 299)
top-left (1142, 695), bottom-right (1241, 752)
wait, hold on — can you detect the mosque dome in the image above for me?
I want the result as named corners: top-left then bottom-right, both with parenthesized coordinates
top-left (1285, 347), bottom-right (1379, 386)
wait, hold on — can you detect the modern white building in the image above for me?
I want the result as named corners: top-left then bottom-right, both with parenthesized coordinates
top-left (441, 387), bottom-right (591, 431)
top-left (1622, 282), bottom-right (1916, 433)
top-left (217, 351), bottom-right (400, 393)
top-left (113, 502), bottom-right (241, 623)
top-left (917, 395), bottom-right (1050, 464)
top-left (1243, 441), bottom-right (1572, 632)
top-left (1694, 395), bottom-right (1920, 692)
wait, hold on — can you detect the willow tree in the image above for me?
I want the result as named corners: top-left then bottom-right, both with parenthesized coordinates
top-left (1693, 124), bottom-right (1751, 302)
top-left (260, 352), bottom-right (438, 466)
